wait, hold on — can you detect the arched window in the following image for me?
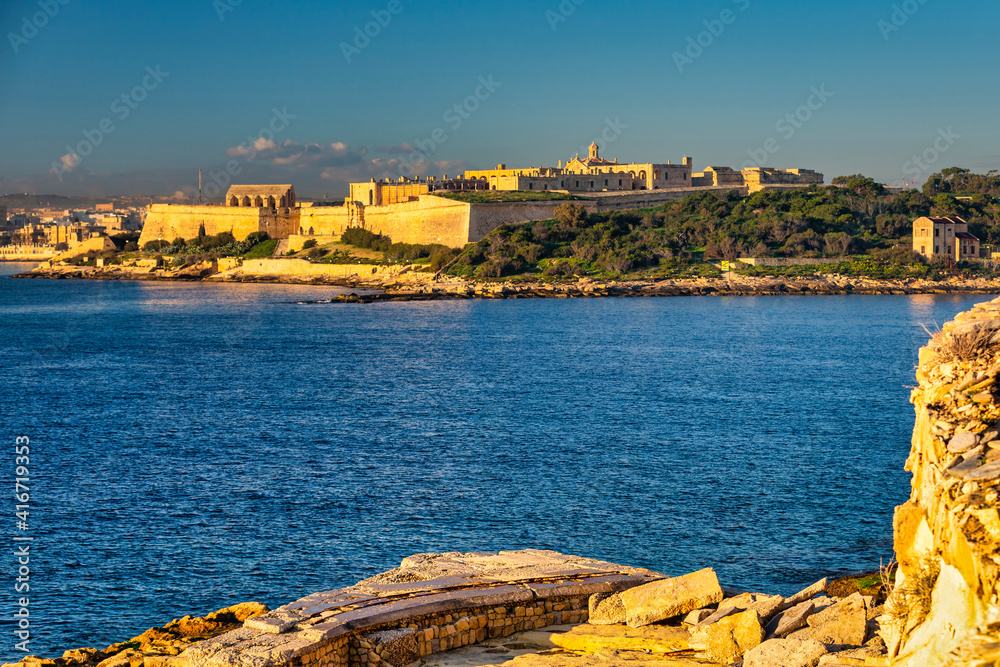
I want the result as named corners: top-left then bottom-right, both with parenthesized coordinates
top-left (253, 196), bottom-right (263, 207)
top-left (654, 170), bottom-right (660, 179)
top-left (241, 196), bottom-right (251, 206)
top-left (639, 171), bottom-right (647, 180)
top-left (369, 191), bottom-right (374, 206)
top-left (229, 196), bottom-right (238, 206)
top-left (266, 196), bottom-right (276, 208)
top-left (280, 195), bottom-right (287, 207)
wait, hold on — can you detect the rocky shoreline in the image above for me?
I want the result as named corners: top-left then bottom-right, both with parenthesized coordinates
top-left (11, 264), bottom-right (1000, 301)
top-left (3, 554), bottom-right (892, 667)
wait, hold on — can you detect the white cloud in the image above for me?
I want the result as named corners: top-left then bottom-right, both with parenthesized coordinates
top-left (47, 153), bottom-right (81, 176)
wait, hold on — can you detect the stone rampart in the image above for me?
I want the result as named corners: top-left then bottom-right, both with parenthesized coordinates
top-left (233, 259), bottom-right (409, 281)
top-left (51, 236), bottom-right (116, 262)
top-left (738, 256), bottom-right (850, 267)
top-left (882, 297), bottom-right (1000, 666)
top-left (176, 550), bottom-right (661, 667)
top-left (139, 205), bottom-right (299, 247)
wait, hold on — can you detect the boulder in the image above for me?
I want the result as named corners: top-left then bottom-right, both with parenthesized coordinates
top-left (694, 605), bottom-right (739, 627)
top-left (719, 592), bottom-right (785, 624)
top-left (781, 578), bottom-right (829, 610)
top-left (744, 638), bottom-right (828, 667)
top-left (619, 568), bottom-right (723, 628)
top-left (765, 600), bottom-right (816, 639)
top-left (682, 608), bottom-right (713, 625)
top-left (688, 608), bottom-right (764, 664)
top-left (588, 592), bottom-right (625, 625)
top-left (947, 432), bottom-right (978, 453)
top-left (520, 623), bottom-right (690, 654)
top-left (62, 649), bottom-right (102, 664)
top-left (790, 592), bottom-right (867, 648)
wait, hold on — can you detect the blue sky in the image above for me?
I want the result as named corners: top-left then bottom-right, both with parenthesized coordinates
top-left (1, 0), bottom-right (997, 198)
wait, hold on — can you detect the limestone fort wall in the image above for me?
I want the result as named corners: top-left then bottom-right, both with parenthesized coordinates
top-left (138, 205), bottom-right (299, 246)
top-left (882, 298), bottom-right (1000, 666)
top-left (139, 186), bottom-right (750, 251)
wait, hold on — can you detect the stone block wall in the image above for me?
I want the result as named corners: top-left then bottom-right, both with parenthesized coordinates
top-left (139, 205), bottom-right (269, 246)
top-left (347, 597), bottom-right (589, 667)
top-left (883, 298), bottom-right (1000, 666)
top-left (180, 550), bottom-right (661, 667)
top-left (235, 259), bottom-right (408, 280)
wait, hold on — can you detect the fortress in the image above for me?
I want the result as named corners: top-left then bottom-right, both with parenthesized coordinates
top-left (138, 145), bottom-right (823, 250)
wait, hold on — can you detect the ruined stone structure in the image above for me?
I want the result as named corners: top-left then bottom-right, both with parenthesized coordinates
top-left (168, 550), bottom-right (661, 667)
top-left (912, 216), bottom-right (981, 263)
top-left (882, 299), bottom-right (1000, 666)
top-left (225, 185), bottom-right (296, 209)
top-left (692, 166), bottom-right (823, 191)
top-left (348, 177), bottom-right (488, 208)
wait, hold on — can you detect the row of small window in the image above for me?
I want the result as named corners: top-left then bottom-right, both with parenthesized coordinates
top-left (917, 227), bottom-right (952, 237)
top-left (920, 245), bottom-right (976, 255)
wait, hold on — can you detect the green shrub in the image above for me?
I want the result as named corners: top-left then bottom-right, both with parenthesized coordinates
top-left (243, 239), bottom-right (279, 259)
top-left (341, 227), bottom-right (391, 251)
top-left (143, 240), bottom-right (170, 252)
top-left (302, 239), bottom-right (318, 250)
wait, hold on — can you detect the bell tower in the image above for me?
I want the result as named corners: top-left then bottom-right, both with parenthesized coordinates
top-left (589, 142), bottom-right (600, 160)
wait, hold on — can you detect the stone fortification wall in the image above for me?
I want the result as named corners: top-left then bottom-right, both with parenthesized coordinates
top-left (359, 197), bottom-right (470, 248)
top-left (738, 256), bottom-right (850, 267)
top-left (467, 202), bottom-right (580, 242)
top-left (175, 550), bottom-right (660, 667)
top-left (139, 205), bottom-right (300, 247)
top-left (298, 206), bottom-right (351, 237)
top-left (298, 197), bottom-right (471, 248)
top-left (883, 297), bottom-right (1000, 666)
top-left (232, 259), bottom-right (409, 281)
top-left (51, 236), bottom-right (116, 262)
top-left (586, 186), bottom-right (747, 211)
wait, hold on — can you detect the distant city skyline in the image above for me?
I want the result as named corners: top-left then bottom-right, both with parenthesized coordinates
top-left (1, 0), bottom-right (998, 198)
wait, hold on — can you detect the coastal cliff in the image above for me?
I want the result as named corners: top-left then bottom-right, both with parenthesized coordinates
top-left (882, 297), bottom-right (1000, 666)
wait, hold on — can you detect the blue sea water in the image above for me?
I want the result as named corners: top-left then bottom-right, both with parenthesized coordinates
top-left (0, 261), bottom-right (991, 658)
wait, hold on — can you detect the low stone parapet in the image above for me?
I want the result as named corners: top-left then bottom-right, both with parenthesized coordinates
top-left (180, 550), bottom-right (662, 667)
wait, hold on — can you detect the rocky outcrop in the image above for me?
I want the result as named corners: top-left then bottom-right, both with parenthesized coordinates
top-left (2, 603), bottom-right (268, 667)
top-left (618, 568), bottom-right (723, 628)
top-left (882, 297), bottom-right (1000, 666)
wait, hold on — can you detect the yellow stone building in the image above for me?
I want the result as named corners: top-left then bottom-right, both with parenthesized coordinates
top-left (464, 143), bottom-right (695, 192)
top-left (912, 216), bottom-right (980, 262)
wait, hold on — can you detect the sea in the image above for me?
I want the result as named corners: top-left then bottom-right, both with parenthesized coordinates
top-left (0, 261), bottom-right (990, 658)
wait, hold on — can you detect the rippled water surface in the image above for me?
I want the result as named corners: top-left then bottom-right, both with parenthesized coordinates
top-left (0, 262), bottom-right (991, 657)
